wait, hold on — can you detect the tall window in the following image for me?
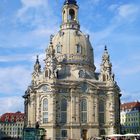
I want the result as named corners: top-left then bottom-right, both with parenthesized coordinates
top-left (100, 129), bottom-right (105, 135)
top-left (42, 98), bottom-right (48, 123)
top-left (61, 130), bottom-right (67, 138)
top-left (45, 69), bottom-right (50, 77)
top-left (76, 44), bottom-right (82, 54)
top-left (69, 9), bottom-right (75, 20)
top-left (60, 99), bottom-right (67, 123)
top-left (80, 99), bottom-right (87, 123)
top-left (56, 44), bottom-right (61, 53)
top-left (79, 70), bottom-right (85, 78)
top-left (103, 74), bottom-right (106, 81)
top-left (99, 100), bottom-right (105, 123)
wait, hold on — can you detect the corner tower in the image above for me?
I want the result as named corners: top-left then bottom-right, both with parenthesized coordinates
top-left (23, 0), bottom-right (121, 139)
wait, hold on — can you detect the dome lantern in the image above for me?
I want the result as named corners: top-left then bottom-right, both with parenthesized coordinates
top-left (64, 0), bottom-right (77, 6)
top-left (61, 0), bottom-right (79, 30)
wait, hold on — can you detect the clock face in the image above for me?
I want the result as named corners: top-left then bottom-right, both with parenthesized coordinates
top-left (42, 85), bottom-right (48, 91)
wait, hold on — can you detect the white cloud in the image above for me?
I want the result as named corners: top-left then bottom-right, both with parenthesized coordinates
top-left (15, 0), bottom-right (59, 38)
top-left (108, 4), bottom-right (118, 12)
top-left (120, 65), bottom-right (140, 76)
top-left (0, 96), bottom-right (24, 115)
top-left (93, 24), bottom-right (117, 44)
top-left (118, 4), bottom-right (139, 19)
top-left (21, 0), bottom-right (45, 8)
top-left (16, 0), bottom-right (57, 30)
top-left (0, 66), bottom-right (31, 95)
top-left (18, 0), bottom-right (47, 16)
top-left (0, 54), bottom-right (33, 62)
top-left (121, 90), bottom-right (140, 103)
top-left (89, 0), bottom-right (101, 5)
top-left (31, 27), bottom-right (58, 37)
top-left (132, 55), bottom-right (140, 61)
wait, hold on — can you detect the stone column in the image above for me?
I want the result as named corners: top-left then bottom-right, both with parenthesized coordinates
top-left (106, 93), bottom-right (111, 125)
top-left (71, 89), bottom-right (76, 123)
top-left (49, 89), bottom-right (56, 139)
top-left (67, 95), bottom-right (71, 139)
top-left (88, 94), bottom-right (94, 124)
top-left (94, 92), bottom-right (99, 125)
top-left (107, 91), bottom-right (115, 135)
top-left (67, 95), bottom-right (71, 123)
top-left (30, 94), bottom-right (35, 127)
top-left (24, 98), bottom-right (28, 126)
top-left (36, 94), bottom-right (40, 123)
top-left (27, 98), bottom-right (31, 127)
top-left (53, 94), bottom-right (56, 139)
top-left (75, 95), bottom-right (80, 123)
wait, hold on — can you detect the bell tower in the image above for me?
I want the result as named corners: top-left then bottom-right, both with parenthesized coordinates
top-left (61, 0), bottom-right (80, 30)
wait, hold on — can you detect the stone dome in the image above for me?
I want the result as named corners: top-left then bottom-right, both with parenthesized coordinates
top-left (45, 0), bottom-right (95, 70)
top-left (52, 28), bottom-right (95, 68)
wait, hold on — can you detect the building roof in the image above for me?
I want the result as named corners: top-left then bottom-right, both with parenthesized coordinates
top-left (121, 101), bottom-right (140, 110)
top-left (64, 0), bottom-right (77, 6)
top-left (0, 111), bottom-right (24, 123)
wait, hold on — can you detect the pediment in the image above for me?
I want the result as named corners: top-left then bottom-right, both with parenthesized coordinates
top-left (78, 80), bottom-right (99, 94)
top-left (84, 80), bottom-right (99, 90)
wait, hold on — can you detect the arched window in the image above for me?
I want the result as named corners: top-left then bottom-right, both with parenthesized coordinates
top-left (42, 98), bottom-right (48, 124)
top-left (56, 44), bottom-right (61, 53)
top-left (80, 99), bottom-right (87, 123)
top-left (99, 100), bottom-right (105, 123)
top-left (76, 44), bottom-right (82, 54)
top-left (79, 70), bottom-right (85, 78)
top-left (60, 99), bottom-right (67, 123)
top-left (63, 10), bottom-right (65, 17)
top-left (103, 74), bottom-right (106, 81)
top-left (43, 99), bottom-right (48, 111)
top-left (45, 69), bottom-right (51, 78)
top-left (69, 9), bottom-right (75, 20)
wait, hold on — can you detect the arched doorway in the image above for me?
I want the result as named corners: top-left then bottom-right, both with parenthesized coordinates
top-left (81, 129), bottom-right (87, 140)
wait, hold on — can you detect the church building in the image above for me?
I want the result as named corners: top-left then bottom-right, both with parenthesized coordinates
top-left (23, 0), bottom-right (121, 139)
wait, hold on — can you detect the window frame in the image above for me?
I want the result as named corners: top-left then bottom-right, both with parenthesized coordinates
top-left (60, 98), bottom-right (67, 123)
top-left (42, 98), bottom-right (48, 124)
top-left (56, 44), bottom-right (62, 53)
top-left (76, 44), bottom-right (82, 54)
top-left (80, 99), bottom-right (87, 123)
top-left (61, 129), bottom-right (67, 138)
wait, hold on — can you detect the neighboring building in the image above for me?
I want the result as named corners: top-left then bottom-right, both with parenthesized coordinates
top-left (23, 0), bottom-right (121, 139)
top-left (120, 101), bottom-right (140, 134)
top-left (0, 111), bottom-right (24, 139)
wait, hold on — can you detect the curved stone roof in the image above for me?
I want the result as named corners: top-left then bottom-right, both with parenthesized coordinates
top-left (51, 29), bottom-right (94, 67)
top-left (64, 0), bottom-right (77, 6)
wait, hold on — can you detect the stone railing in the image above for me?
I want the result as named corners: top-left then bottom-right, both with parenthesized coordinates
top-left (56, 54), bottom-right (93, 65)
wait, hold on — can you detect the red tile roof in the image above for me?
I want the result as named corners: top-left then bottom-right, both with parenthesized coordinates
top-left (121, 101), bottom-right (140, 110)
top-left (0, 111), bottom-right (24, 123)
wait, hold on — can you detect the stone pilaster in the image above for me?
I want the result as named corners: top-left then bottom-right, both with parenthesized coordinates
top-left (94, 93), bottom-right (99, 125)
top-left (75, 95), bottom-right (80, 123)
top-left (70, 89), bottom-right (76, 123)
top-left (88, 94), bottom-right (94, 124)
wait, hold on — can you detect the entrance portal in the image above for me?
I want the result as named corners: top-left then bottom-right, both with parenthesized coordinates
top-left (82, 129), bottom-right (87, 140)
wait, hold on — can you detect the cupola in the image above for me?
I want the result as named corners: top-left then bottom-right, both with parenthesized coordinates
top-left (64, 0), bottom-right (77, 6)
top-left (61, 0), bottom-right (79, 30)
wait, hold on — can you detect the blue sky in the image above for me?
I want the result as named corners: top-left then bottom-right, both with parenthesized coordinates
top-left (0, 0), bottom-right (140, 115)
